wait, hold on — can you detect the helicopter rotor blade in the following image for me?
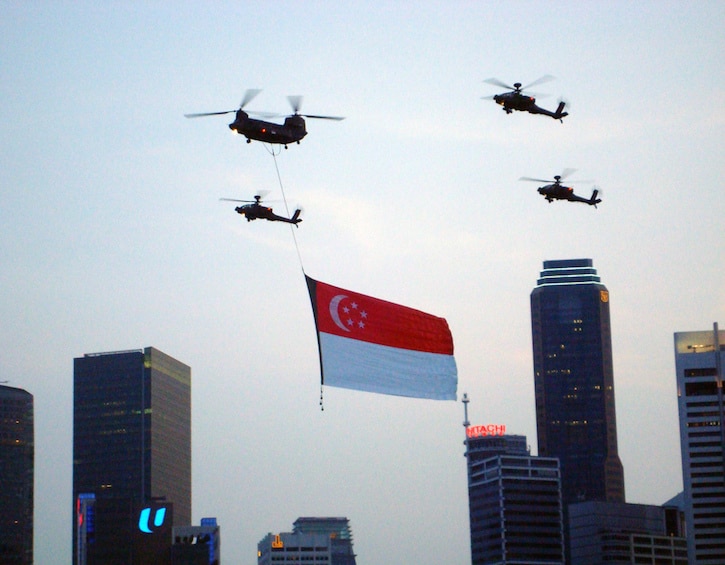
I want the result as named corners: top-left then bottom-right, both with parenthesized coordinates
top-left (288, 95), bottom-right (303, 114)
top-left (220, 189), bottom-right (272, 204)
top-left (220, 198), bottom-right (255, 203)
top-left (240, 88), bottom-right (262, 109)
top-left (523, 75), bottom-right (555, 90)
top-left (483, 77), bottom-right (514, 90)
top-left (184, 110), bottom-right (236, 118)
top-left (559, 168), bottom-right (577, 180)
top-left (300, 113), bottom-right (345, 120)
top-left (519, 177), bottom-right (553, 183)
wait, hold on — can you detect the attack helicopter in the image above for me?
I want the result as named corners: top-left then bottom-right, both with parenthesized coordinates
top-left (185, 89), bottom-right (344, 148)
top-left (520, 170), bottom-right (601, 207)
top-left (482, 76), bottom-right (568, 122)
top-left (220, 195), bottom-right (302, 225)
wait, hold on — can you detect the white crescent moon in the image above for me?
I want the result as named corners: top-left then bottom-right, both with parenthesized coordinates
top-left (329, 294), bottom-right (350, 332)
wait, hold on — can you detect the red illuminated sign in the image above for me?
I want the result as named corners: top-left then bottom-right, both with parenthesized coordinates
top-left (466, 424), bottom-right (506, 438)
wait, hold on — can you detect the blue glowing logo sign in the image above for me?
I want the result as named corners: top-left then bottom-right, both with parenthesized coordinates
top-left (138, 506), bottom-right (167, 534)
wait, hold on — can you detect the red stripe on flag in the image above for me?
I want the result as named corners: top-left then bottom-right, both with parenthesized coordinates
top-left (312, 278), bottom-right (453, 355)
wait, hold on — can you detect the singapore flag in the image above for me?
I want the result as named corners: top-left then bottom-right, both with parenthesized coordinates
top-left (305, 275), bottom-right (457, 400)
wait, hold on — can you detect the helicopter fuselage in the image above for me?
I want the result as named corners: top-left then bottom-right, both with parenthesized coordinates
top-left (537, 184), bottom-right (600, 206)
top-left (229, 110), bottom-right (307, 146)
top-left (493, 92), bottom-right (567, 120)
top-left (235, 203), bottom-right (302, 224)
top-left (494, 92), bottom-right (538, 113)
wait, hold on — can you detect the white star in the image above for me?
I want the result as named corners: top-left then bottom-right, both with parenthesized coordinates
top-left (342, 306), bottom-right (349, 314)
top-left (360, 310), bottom-right (367, 319)
top-left (358, 321), bottom-right (365, 329)
top-left (346, 318), bottom-right (354, 326)
top-left (351, 302), bottom-right (358, 309)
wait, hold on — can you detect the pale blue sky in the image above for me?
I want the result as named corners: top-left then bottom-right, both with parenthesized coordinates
top-left (1, 2), bottom-right (723, 563)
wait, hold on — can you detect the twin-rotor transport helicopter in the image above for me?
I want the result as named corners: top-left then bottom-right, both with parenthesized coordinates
top-left (186, 80), bottom-right (601, 224)
top-left (185, 88), bottom-right (344, 148)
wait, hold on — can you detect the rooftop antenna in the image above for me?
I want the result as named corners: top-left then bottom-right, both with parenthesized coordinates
top-left (462, 393), bottom-right (471, 460)
top-left (462, 392), bottom-right (470, 430)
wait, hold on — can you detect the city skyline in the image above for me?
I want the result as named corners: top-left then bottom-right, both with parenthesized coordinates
top-left (1, 3), bottom-right (723, 564)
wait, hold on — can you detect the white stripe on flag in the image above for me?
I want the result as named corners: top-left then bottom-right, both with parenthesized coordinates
top-left (320, 332), bottom-right (457, 400)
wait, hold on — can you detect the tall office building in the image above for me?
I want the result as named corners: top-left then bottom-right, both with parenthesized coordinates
top-left (73, 347), bottom-right (191, 564)
top-left (0, 385), bottom-right (34, 564)
top-left (530, 259), bottom-right (625, 506)
top-left (464, 428), bottom-right (564, 565)
top-left (674, 324), bottom-right (725, 564)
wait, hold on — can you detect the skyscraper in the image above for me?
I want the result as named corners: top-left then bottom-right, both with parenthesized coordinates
top-left (674, 324), bottom-right (725, 564)
top-left (73, 347), bottom-right (191, 564)
top-left (464, 429), bottom-right (564, 565)
top-left (530, 259), bottom-right (625, 505)
top-left (0, 384), bottom-right (34, 564)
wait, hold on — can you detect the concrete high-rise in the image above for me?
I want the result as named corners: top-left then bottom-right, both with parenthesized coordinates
top-left (463, 428), bottom-right (564, 565)
top-left (73, 347), bottom-right (191, 564)
top-left (0, 384), bottom-right (34, 564)
top-left (530, 259), bottom-right (625, 506)
top-left (674, 324), bottom-right (725, 564)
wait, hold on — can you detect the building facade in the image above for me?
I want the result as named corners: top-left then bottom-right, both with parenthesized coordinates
top-left (172, 518), bottom-right (220, 565)
top-left (675, 324), bottom-right (725, 564)
top-left (530, 258), bottom-right (625, 506)
top-left (0, 385), bottom-right (34, 564)
top-left (464, 432), bottom-right (564, 565)
top-left (258, 517), bottom-right (356, 565)
top-left (73, 347), bottom-right (191, 564)
top-left (568, 500), bottom-right (686, 564)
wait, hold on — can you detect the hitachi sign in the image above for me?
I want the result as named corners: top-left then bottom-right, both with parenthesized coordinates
top-left (466, 424), bottom-right (506, 438)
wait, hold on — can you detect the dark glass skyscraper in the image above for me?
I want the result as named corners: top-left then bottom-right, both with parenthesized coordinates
top-left (0, 385), bottom-right (34, 564)
top-left (530, 259), bottom-right (625, 506)
top-left (73, 347), bottom-right (191, 564)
